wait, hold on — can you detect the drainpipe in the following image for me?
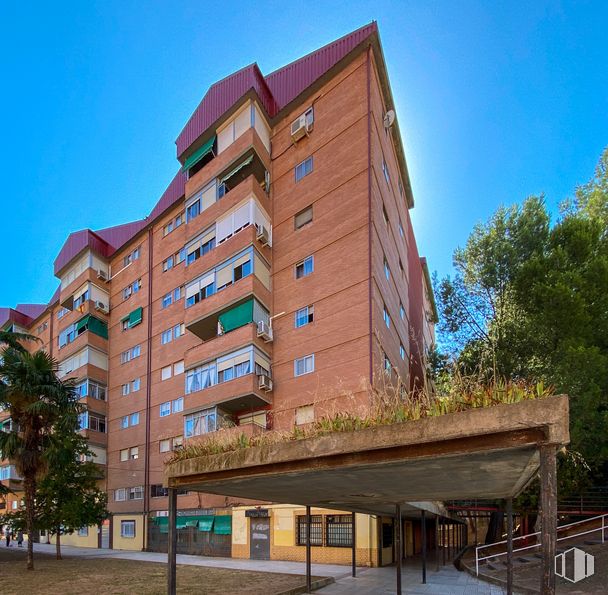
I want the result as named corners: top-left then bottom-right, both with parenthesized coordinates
top-left (366, 45), bottom-right (373, 385)
top-left (143, 227), bottom-right (154, 549)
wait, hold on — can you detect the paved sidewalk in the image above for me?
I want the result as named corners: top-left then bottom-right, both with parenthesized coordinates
top-left (318, 562), bottom-right (506, 595)
top-left (30, 542), bottom-right (355, 580)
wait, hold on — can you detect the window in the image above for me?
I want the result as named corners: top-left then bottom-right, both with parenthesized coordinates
top-left (122, 383), bottom-right (130, 396)
top-left (159, 402), bottom-right (171, 417)
top-left (37, 321), bottom-right (48, 333)
top-left (161, 329), bottom-right (172, 345)
top-left (151, 485), bottom-right (169, 498)
top-left (295, 405), bottom-right (314, 425)
top-left (121, 344), bottom-right (141, 364)
top-left (384, 257), bottom-right (390, 281)
top-left (121, 416), bottom-right (129, 429)
top-left (400, 303), bottom-right (405, 320)
top-left (161, 366), bottom-right (172, 381)
top-left (57, 308), bottom-right (69, 319)
top-left (174, 247), bottom-right (186, 265)
top-left (128, 486), bottom-right (143, 500)
top-left (115, 488), bottom-right (126, 502)
top-left (398, 178), bottom-right (404, 198)
top-left (382, 156), bottom-right (390, 184)
top-left (297, 515), bottom-right (323, 546)
top-left (382, 203), bottom-right (389, 225)
top-left (129, 447), bottom-right (139, 460)
top-left (326, 515), bottom-right (353, 547)
top-left (121, 412), bottom-right (140, 429)
top-left (384, 354), bottom-right (392, 373)
top-left (383, 305), bottom-right (391, 329)
top-left (172, 397), bottom-right (184, 413)
top-left (173, 436), bottom-right (183, 450)
top-left (121, 520), bottom-right (136, 538)
top-left (163, 256), bottom-right (174, 272)
top-left (184, 406), bottom-right (224, 438)
top-left (295, 156), bottom-right (313, 182)
top-left (174, 361), bottom-right (184, 375)
top-left (294, 205), bottom-right (313, 229)
top-left (400, 344), bottom-right (406, 360)
top-left (163, 213), bottom-right (184, 237)
top-left (123, 247), bottom-right (141, 267)
top-left (159, 439), bottom-right (171, 453)
top-left (122, 279), bottom-right (142, 300)
top-left (78, 527), bottom-right (89, 537)
top-left (295, 256), bottom-right (314, 279)
top-left (186, 228), bottom-right (216, 265)
top-left (120, 448), bottom-right (129, 462)
top-left (75, 379), bottom-right (106, 401)
top-left (130, 413), bottom-right (140, 426)
top-left (398, 220), bottom-right (404, 238)
top-left (399, 259), bottom-right (404, 274)
top-left (295, 305), bottom-right (314, 328)
top-left (80, 411), bottom-right (106, 433)
top-left (186, 362), bottom-right (217, 394)
top-left (173, 324), bottom-right (185, 340)
top-left (162, 293), bottom-right (172, 309)
top-left (294, 354), bottom-right (315, 377)
top-left (133, 378), bottom-right (141, 392)
top-left (122, 307), bottom-right (143, 330)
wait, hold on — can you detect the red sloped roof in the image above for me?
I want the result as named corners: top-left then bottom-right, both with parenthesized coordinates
top-left (176, 64), bottom-right (278, 159)
top-left (265, 22), bottom-right (377, 110)
top-left (176, 22), bottom-right (377, 161)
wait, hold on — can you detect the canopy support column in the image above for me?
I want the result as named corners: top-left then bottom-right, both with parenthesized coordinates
top-left (421, 510), bottom-right (427, 584)
top-left (540, 444), bottom-right (557, 595)
top-left (167, 488), bottom-right (177, 595)
top-left (306, 505), bottom-right (312, 593)
top-left (396, 504), bottom-right (402, 595)
top-left (351, 512), bottom-right (357, 577)
top-left (506, 497), bottom-right (514, 595)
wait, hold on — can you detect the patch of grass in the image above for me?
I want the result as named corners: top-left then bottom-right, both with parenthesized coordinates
top-left (0, 548), bottom-right (317, 594)
top-left (169, 376), bottom-right (553, 464)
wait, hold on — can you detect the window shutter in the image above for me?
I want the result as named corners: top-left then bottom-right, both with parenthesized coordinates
top-left (129, 307), bottom-right (143, 327)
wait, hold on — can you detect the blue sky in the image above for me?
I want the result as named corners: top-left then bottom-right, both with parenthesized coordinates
top-left (1, 1), bottom-right (606, 307)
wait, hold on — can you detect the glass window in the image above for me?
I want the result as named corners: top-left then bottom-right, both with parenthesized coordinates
top-left (383, 305), bottom-right (391, 328)
top-left (130, 413), bottom-right (140, 426)
top-left (122, 383), bottom-right (130, 396)
top-left (382, 157), bottom-right (390, 184)
top-left (133, 378), bottom-right (141, 392)
top-left (120, 449), bottom-right (129, 462)
top-left (400, 303), bottom-right (405, 320)
top-left (159, 439), bottom-right (171, 453)
top-left (174, 361), bottom-right (184, 375)
top-left (294, 354), bottom-right (315, 377)
top-left (121, 416), bottom-right (129, 429)
top-left (162, 293), bottom-right (172, 309)
top-left (400, 344), bottom-right (406, 360)
top-left (184, 407), bottom-right (222, 438)
top-left (121, 520), bottom-right (136, 538)
top-left (172, 397), bottom-right (184, 413)
top-left (159, 402), bottom-right (171, 417)
top-left (161, 366), bottom-right (172, 381)
top-left (295, 156), bottom-right (313, 182)
top-left (398, 220), bottom-right (404, 238)
top-left (161, 330), bottom-right (172, 345)
top-left (295, 305), bottom-right (314, 328)
top-left (295, 255), bottom-right (314, 279)
top-left (384, 257), bottom-right (390, 281)
top-left (294, 206), bottom-right (313, 229)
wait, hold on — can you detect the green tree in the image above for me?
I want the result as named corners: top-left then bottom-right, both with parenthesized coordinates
top-left (0, 341), bottom-right (80, 570)
top-left (36, 428), bottom-right (108, 559)
top-left (437, 148), bottom-right (608, 494)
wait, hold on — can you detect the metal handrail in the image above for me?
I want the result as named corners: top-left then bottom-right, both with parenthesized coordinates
top-left (475, 513), bottom-right (607, 575)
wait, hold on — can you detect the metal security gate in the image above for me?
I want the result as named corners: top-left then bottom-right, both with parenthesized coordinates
top-left (250, 517), bottom-right (270, 560)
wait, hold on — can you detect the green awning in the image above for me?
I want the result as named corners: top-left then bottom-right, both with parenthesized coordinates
top-left (176, 518), bottom-right (188, 529)
top-left (88, 316), bottom-right (108, 339)
top-left (213, 515), bottom-right (232, 535)
top-left (198, 516), bottom-right (214, 532)
top-left (128, 307), bottom-right (143, 328)
top-left (218, 298), bottom-right (254, 334)
top-left (185, 520), bottom-right (198, 528)
top-left (182, 136), bottom-right (216, 172)
top-left (220, 155), bottom-right (254, 184)
top-left (75, 315), bottom-right (90, 333)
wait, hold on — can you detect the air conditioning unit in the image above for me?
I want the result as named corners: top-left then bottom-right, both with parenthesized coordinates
top-left (256, 226), bottom-right (271, 247)
top-left (97, 269), bottom-right (108, 281)
top-left (256, 321), bottom-right (273, 342)
top-left (94, 301), bottom-right (108, 313)
top-left (290, 108), bottom-right (313, 142)
top-left (258, 374), bottom-right (273, 392)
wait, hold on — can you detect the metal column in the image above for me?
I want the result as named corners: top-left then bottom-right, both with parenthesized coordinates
top-left (167, 488), bottom-right (177, 595)
top-left (306, 505), bottom-right (312, 593)
top-left (506, 498), bottom-right (514, 595)
top-left (395, 504), bottom-right (402, 595)
top-left (435, 516), bottom-right (439, 571)
top-left (421, 510), bottom-right (427, 584)
top-left (540, 445), bottom-right (557, 595)
top-left (352, 512), bottom-right (356, 577)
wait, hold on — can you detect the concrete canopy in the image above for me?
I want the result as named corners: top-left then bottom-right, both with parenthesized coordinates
top-left (165, 396), bottom-right (569, 517)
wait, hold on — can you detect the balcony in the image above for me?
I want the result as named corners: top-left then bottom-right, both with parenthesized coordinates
top-left (186, 373), bottom-right (272, 415)
top-left (185, 127), bottom-right (270, 199)
top-left (59, 268), bottom-right (108, 310)
top-left (187, 415), bottom-right (268, 445)
top-left (185, 274), bottom-right (270, 341)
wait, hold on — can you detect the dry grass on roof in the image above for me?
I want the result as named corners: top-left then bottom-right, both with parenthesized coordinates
top-left (168, 374), bottom-right (553, 465)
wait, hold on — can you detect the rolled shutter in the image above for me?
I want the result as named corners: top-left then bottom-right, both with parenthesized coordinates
top-left (215, 264), bottom-right (232, 288)
top-left (216, 213), bottom-right (233, 243)
top-left (232, 202), bottom-right (250, 230)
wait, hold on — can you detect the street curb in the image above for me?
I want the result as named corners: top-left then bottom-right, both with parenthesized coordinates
top-left (276, 576), bottom-right (335, 594)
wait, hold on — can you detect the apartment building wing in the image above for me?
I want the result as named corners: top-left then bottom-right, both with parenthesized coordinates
top-left (0, 22), bottom-right (437, 562)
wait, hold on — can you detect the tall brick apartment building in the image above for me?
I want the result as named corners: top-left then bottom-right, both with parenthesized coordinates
top-left (0, 23), bottom-right (437, 564)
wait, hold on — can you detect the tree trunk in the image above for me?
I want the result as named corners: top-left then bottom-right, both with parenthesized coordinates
top-left (24, 476), bottom-right (36, 570)
top-left (485, 510), bottom-right (505, 544)
top-left (56, 527), bottom-right (62, 560)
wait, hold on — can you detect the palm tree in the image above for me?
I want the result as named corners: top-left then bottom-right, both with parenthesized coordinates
top-left (0, 342), bottom-right (79, 570)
